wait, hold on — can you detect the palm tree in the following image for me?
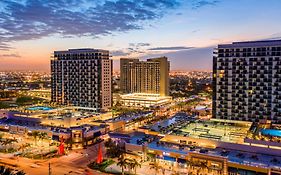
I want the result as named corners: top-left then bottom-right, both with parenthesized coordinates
top-left (177, 102), bottom-right (185, 111)
top-left (38, 132), bottom-right (48, 145)
top-left (105, 139), bottom-right (124, 158)
top-left (128, 159), bottom-right (141, 175)
top-left (188, 159), bottom-right (198, 174)
top-left (0, 165), bottom-right (5, 173)
top-left (32, 131), bottom-right (40, 146)
top-left (15, 171), bottom-right (26, 175)
top-left (161, 168), bottom-right (166, 175)
top-left (36, 132), bottom-right (48, 158)
top-left (18, 143), bottom-right (31, 154)
top-left (1, 138), bottom-right (17, 152)
top-left (149, 159), bottom-right (162, 175)
top-left (185, 159), bottom-right (192, 173)
top-left (0, 166), bottom-right (25, 175)
top-left (0, 139), bottom-right (10, 152)
top-left (112, 101), bottom-right (122, 117)
top-left (199, 161), bottom-right (208, 174)
top-left (117, 154), bottom-right (128, 175)
top-left (127, 159), bottom-right (134, 174)
top-left (9, 139), bottom-right (18, 151)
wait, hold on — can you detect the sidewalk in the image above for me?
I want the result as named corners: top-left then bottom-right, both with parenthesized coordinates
top-left (105, 161), bottom-right (187, 175)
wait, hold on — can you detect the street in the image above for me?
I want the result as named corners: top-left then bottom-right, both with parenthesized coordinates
top-left (0, 143), bottom-right (109, 175)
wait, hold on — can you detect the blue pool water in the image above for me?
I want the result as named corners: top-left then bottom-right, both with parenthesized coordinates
top-left (26, 106), bottom-right (53, 111)
top-left (261, 129), bottom-right (281, 137)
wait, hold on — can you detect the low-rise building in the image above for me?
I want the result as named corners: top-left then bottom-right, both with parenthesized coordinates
top-left (117, 93), bottom-right (172, 108)
top-left (0, 105), bottom-right (108, 149)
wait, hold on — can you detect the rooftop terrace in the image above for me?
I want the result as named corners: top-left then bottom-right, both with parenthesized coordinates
top-left (178, 119), bottom-right (251, 143)
top-left (144, 135), bottom-right (281, 170)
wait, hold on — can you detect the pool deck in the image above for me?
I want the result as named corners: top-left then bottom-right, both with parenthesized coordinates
top-left (261, 129), bottom-right (281, 138)
top-left (26, 106), bottom-right (54, 111)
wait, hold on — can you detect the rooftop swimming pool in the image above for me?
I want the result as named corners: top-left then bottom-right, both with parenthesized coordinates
top-left (261, 129), bottom-right (281, 137)
top-left (26, 106), bottom-right (53, 111)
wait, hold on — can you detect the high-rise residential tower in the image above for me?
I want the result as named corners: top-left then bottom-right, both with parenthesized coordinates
top-left (213, 40), bottom-right (281, 123)
top-left (120, 57), bottom-right (170, 96)
top-left (51, 48), bottom-right (112, 111)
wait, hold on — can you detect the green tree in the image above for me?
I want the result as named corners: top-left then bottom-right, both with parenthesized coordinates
top-left (15, 171), bottom-right (26, 175)
top-left (111, 101), bottom-right (122, 117)
top-left (0, 139), bottom-right (10, 152)
top-left (16, 96), bottom-right (44, 105)
top-left (38, 132), bottom-right (48, 145)
top-left (177, 102), bottom-right (185, 110)
top-left (0, 101), bottom-right (10, 108)
top-left (149, 159), bottom-right (162, 175)
top-left (105, 139), bottom-right (124, 158)
top-left (199, 161), bottom-right (208, 174)
top-left (9, 139), bottom-right (18, 152)
top-left (16, 96), bottom-right (33, 104)
top-left (0, 138), bottom-right (17, 152)
top-left (127, 159), bottom-right (134, 174)
top-left (32, 131), bottom-right (40, 146)
top-left (19, 143), bottom-right (31, 154)
top-left (117, 154), bottom-right (129, 175)
top-left (130, 159), bottom-right (141, 175)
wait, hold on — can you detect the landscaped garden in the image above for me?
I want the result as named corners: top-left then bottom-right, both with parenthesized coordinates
top-left (88, 138), bottom-right (142, 175)
top-left (0, 131), bottom-right (60, 159)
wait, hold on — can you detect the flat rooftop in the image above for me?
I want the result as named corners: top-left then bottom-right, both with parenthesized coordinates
top-left (0, 117), bottom-right (104, 134)
top-left (218, 39), bottom-right (281, 48)
top-left (8, 105), bottom-right (57, 116)
top-left (8, 106), bottom-right (102, 122)
top-left (179, 119), bottom-right (251, 143)
top-left (148, 139), bottom-right (281, 170)
top-left (120, 93), bottom-right (172, 102)
top-left (105, 111), bottom-right (153, 123)
top-left (145, 112), bottom-right (195, 132)
top-left (54, 48), bottom-right (109, 54)
top-left (125, 132), bottom-right (281, 170)
top-left (145, 116), bottom-right (252, 144)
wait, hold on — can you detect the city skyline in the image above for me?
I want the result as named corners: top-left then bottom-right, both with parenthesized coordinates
top-left (1, 1), bottom-right (281, 174)
top-left (0, 0), bottom-right (281, 71)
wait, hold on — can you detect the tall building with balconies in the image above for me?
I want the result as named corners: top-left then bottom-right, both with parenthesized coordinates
top-left (51, 48), bottom-right (112, 111)
top-left (120, 57), bottom-right (170, 96)
top-left (213, 40), bottom-right (281, 123)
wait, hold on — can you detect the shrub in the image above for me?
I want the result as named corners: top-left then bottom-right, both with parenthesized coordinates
top-left (88, 159), bottom-right (115, 172)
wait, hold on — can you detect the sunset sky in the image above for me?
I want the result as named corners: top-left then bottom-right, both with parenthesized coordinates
top-left (0, 0), bottom-right (281, 71)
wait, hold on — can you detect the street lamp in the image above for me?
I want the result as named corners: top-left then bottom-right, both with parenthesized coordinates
top-left (224, 119), bottom-right (227, 136)
top-left (49, 162), bottom-right (52, 175)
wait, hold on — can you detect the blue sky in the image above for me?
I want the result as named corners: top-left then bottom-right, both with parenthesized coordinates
top-left (0, 0), bottom-right (280, 71)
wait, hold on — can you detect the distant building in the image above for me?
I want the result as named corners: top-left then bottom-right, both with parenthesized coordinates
top-left (120, 57), bottom-right (170, 96)
top-left (118, 93), bottom-right (172, 108)
top-left (51, 48), bottom-right (112, 111)
top-left (213, 40), bottom-right (281, 123)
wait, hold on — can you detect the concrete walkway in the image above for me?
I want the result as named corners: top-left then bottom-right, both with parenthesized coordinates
top-left (105, 161), bottom-right (188, 175)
